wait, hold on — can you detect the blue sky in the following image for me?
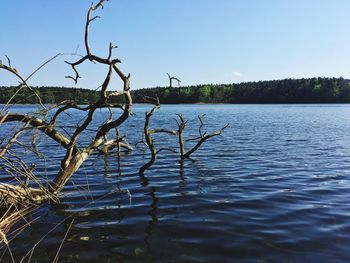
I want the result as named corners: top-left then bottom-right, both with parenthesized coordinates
top-left (1, 0), bottom-right (350, 89)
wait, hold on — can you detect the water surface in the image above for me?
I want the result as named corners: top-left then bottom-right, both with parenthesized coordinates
top-left (2, 104), bottom-right (350, 262)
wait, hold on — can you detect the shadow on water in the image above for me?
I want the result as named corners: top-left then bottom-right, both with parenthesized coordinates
top-left (102, 153), bottom-right (161, 262)
top-left (179, 160), bottom-right (187, 188)
top-left (143, 187), bottom-right (158, 262)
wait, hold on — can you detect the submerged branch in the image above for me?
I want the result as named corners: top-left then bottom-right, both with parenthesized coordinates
top-left (176, 114), bottom-right (229, 159)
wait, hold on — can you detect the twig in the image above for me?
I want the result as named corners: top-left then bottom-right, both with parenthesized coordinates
top-left (52, 219), bottom-right (74, 263)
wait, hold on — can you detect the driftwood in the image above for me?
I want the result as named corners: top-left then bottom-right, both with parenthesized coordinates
top-left (136, 75), bottom-right (229, 173)
top-left (166, 73), bottom-right (181, 88)
top-left (0, 183), bottom-right (49, 206)
top-left (176, 114), bottom-right (229, 159)
top-left (0, 0), bottom-right (132, 195)
top-left (0, 0), bottom-right (229, 202)
top-left (102, 138), bottom-right (133, 154)
top-left (0, 0), bottom-right (132, 245)
top-left (138, 75), bottom-right (180, 175)
top-left (139, 97), bottom-right (176, 176)
top-left (0, 1), bottom-right (229, 247)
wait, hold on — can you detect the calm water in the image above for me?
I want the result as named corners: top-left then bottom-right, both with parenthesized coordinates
top-left (2, 104), bottom-right (350, 262)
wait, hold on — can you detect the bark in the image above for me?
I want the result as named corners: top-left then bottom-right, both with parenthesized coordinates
top-left (139, 103), bottom-right (160, 175)
top-left (0, 183), bottom-right (49, 206)
top-left (1, 0), bottom-right (133, 196)
top-left (138, 95), bottom-right (178, 176)
top-left (0, 0), bottom-right (228, 208)
top-left (0, 114), bottom-right (74, 151)
top-left (176, 114), bottom-right (186, 158)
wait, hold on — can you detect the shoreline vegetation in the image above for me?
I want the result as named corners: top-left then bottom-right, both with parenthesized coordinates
top-left (1, 77), bottom-right (350, 105)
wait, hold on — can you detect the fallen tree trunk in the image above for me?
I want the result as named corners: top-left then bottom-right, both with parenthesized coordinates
top-left (0, 183), bottom-right (52, 207)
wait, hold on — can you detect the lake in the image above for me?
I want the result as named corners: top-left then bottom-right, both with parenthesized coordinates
top-left (2, 104), bottom-right (350, 262)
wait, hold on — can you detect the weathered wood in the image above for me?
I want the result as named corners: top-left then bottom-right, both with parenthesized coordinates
top-left (139, 103), bottom-right (160, 175)
top-left (0, 183), bottom-right (48, 206)
top-left (0, 206), bottom-right (34, 245)
top-left (0, 0), bottom-right (228, 211)
top-left (0, 0), bottom-right (134, 199)
top-left (0, 114), bottom-right (74, 151)
top-left (176, 115), bottom-right (229, 160)
top-left (102, 139), bottom-right (133, 154)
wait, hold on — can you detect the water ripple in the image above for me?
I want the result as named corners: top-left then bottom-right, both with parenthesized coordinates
top-left (2, 104), bottom-right (350, 262)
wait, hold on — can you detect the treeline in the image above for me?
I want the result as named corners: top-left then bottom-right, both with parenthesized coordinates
top-left (1, 77), bottom-right (350, 104)
top-left (0, 86), bottom-right (101, 104)
top-left (133, 77), bottom-right (350, 104)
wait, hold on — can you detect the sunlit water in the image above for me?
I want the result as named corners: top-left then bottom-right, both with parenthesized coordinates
top-left (2, 104), bottom-right (350, 262)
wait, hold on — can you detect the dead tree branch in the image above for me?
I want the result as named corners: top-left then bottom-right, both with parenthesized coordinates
top-left (166, 73), bottom-right (181, 88)
top-left (138, 95), bottom-right (177, 175)
top-left (176, 114), bottom-right (229, 159)
top-left (0, 62), bottom-right (45, 111)
top-left (0, 1), bottom-right (133, 196)
top-left (139, 98), bottom-right (161, 176)
top-left (49, 0), bottom-right (132, 193)
top-left (0, 0), bottom-right (228, 219)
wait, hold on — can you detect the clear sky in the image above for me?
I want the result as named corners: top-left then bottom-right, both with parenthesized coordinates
top-left (1, 0), bottom-right (350, 90)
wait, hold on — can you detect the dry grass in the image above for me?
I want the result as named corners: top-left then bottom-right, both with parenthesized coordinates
top-left (0, 205), bottom-right (40, 263)
top-left (0, 183), bottom-right (53, 207)
top-left (0, 205), bottom-right (36, 246)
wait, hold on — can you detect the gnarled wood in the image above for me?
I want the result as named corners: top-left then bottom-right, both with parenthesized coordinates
top-left (0, 183), bottom-right (49, 206)
top-left (1, 1), bottom-right (133, 196)
top-left (176, 114), bottom-right (229, 159)
top-left (0, 114), bottom-right (74, 151)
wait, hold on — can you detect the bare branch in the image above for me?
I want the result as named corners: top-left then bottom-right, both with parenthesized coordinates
top-left (174, 114), bottom-right (229, 160)
top-left (185, 136), bottom-right (202, 142)
top-left (0, 122), bottom-right (30, 158)
top-left (49, 101), bottom-right (91, 126)
top-left (175, 114), bottom-right (186, 158)
top-left (167, 73), bottom-right (181, 88)
top-left (150, 129), bottom-right (177, 135)
top-left (100, 64), bottom-right (113, 100)
top-left (84, 0), bottom-right (109, 56)
top-left (101, 137), bottom-right (133, 154)
top-left (135, 141), bottom-right (148, 149)
top-left (198, 114), bottom-right (206, 137)
top-left (93, 0), bottom-right (109, 10)
top-left (26, 52), bottom-right (83, 82)
top-left (48, 1), bottom-right (133, 193)
top-left (0, 114), bottom-right (75, 152)
top-left (0, 62), bottom-right (45, 109)
top-left (139, 102), bottom-right (160, 175)
top-left (156, 148), bottom-right (177, 154)
top-left (107, 42), bottom-right (118, 61)
top-left (5, 55), bottom-right (11, 68)
top-left (108, 91), bottom-right (125, 97)
top-left (0, 0), bottom-right (227, 213)
top-left (89, 15), bottom-right (100, 23)
top-left (182, 123), bottom-right (229, 159)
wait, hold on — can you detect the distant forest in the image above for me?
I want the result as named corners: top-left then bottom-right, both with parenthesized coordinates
top-left (1, 77), bottom-right (350, 104)
top-left (0, 86), bottom-right (100, 104)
